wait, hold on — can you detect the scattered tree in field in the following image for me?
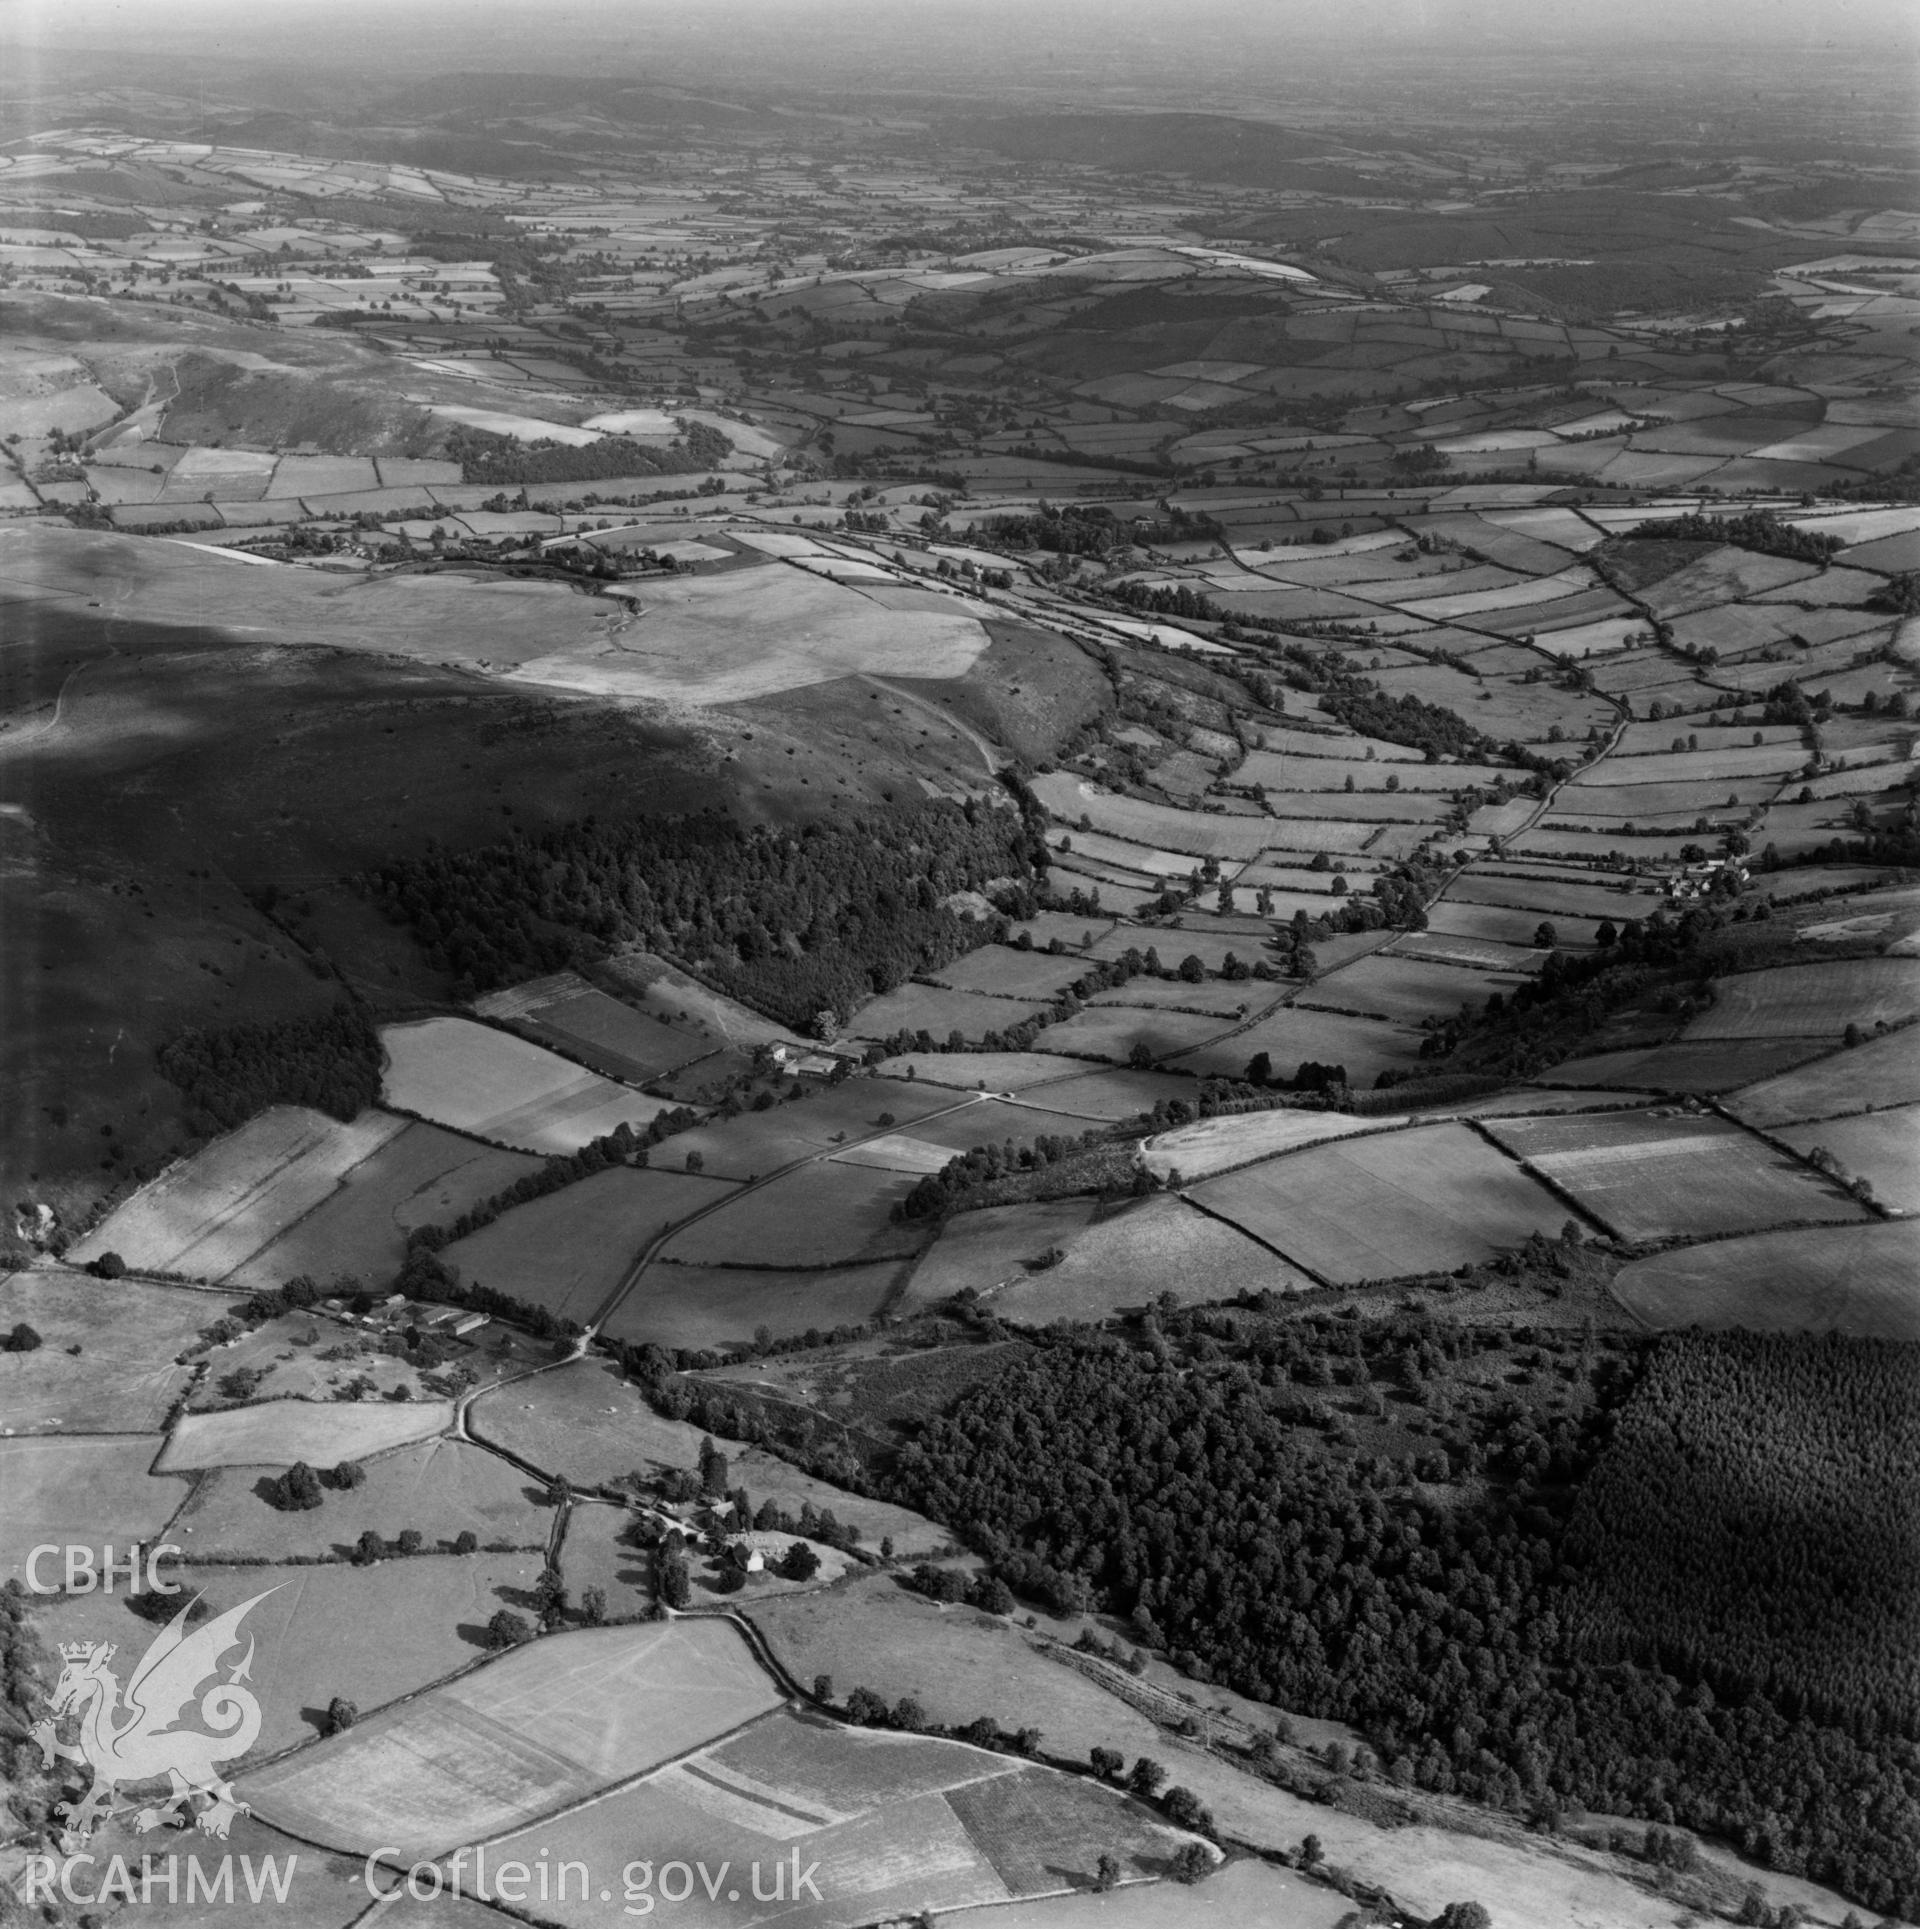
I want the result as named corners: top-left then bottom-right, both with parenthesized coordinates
top-left (452, 1529), bottom-right (478, 1555)
top-left (1093, 1852), bottom-right (1122, 1892)
top-left (1127, 1757), bottom-right (1167, 1799)
top-left (778, 1541), bottom-right (821, 1582)
top-left (323, 1696), bottom-right (357, 1737)
top-left (1169, 1842), bottom-right (1213, 1884)
top-left (484, 1609), bottom-right (532, 1649)
top-left (266, 1462), bottom-right (324, 1512)
top-left (4, 1322), bottom-right (42, 1352)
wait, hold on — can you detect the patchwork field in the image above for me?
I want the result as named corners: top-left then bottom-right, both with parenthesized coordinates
top-left (1142, 1108), bottom-right (1398, 1181)
top-left (751, 1575), bottom-right (1166, 1767)
top-left (0, 1271), bottom-right (212, 1431)
top-left (1726, 1024), bottom-right (1920, 1124)
top-left (472, 1706), bottom-right (1202, 1928)
top-left (1190, 1122), bottom-right (1573, 1281)
top-left (231, 1120), bottom-right (541, 1291)
top-left (68, 1107), bottom-right (410, 1279)
top-left (157, 1396), bottom-right (452, 1471)
top-left (1485, 1111), bottom-right (1867, 1241)
top-left (1611, 1221), bottom-right (1920, 1338)
top-left (381, 1018), bottom-right (676, 1153)
top-left (0, 1435), bottom-right (184, 1581)
top-left (476, 971), bottom-right (716, 1082)
top-left (658, 1164), bottom-right (926, 1268)
top-left (1173, 1005), bottom-right (1425, 1087)
top-left (602, 1257), bottom-right (906, 1351)
top-left (1775, 1107), bottom-right (1920, 1212)
top-left (445, 1164), bottom-right (737, 1326)
top-left (655, 1080), bottom-right (955, 1180)
top-left (248, 1621), bottom-right (784, 1855)
top-left (170, 1437), bottom-right (551, 1561)
top-left (1686, 960), bottom-right (1920, 1041)
top-left (1545, 1038), bottom-right (1831, 1094)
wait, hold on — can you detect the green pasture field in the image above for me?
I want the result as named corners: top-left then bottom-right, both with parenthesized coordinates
top-left (1015, 1194), bottom-right (1314, 1317)
top-left (906, 1097), bottom-right (1102, 1153)
top-left (42, 1551), bottom-right (544, 1756)
top-left (1255, 791), bottom-right (1448, 823)
top-left (67, 1107), bottom-right (410, 1281)
top-left (0, 1272), bottom-right (211, 1431)
top-left (1574, 743), bottom-right (1807, 786)
top-left (1612, 1221), bottom-right (1920, 1338)
top-left (1297, 953), bottom-right (1517, 1027)
top-left (1235, 750), bottom-right (1504, 793)
top-left (1638, 546), bottom-right (1823, 614)
top-left (1447, 874), bottom-right (1653, 921)
top-left (1039, 1005), bottom-right (1225, 1065)
top-left (1485, 1111), bottom-right (1867, 1241)
top-left (1367, 662), bottom-right (1613, 741)
top-left (848, 984), bottom-right (1052, 1044)
top-left (593, 952), bottom-right (793, 1053)
top-left (659, 1163), bottom-right (923, 1268)
top-left (446, 1164), bottom-right (738, 1326)
top-left (1557, 777), bottom-right (1786, 817)
top-left (1544, 1038), bottom-right (1831, 1095)
top-left (1191, 1122), bottom-right (1571, 1281)
top-left (553, 1500), bottom-right (652, 1617)
top-left (1688, 959), bottom-right (1920, 1041)
top-left (1258, 818), bottom-right (1390, 854)
top-left (0, 1435), bottom-right (184, 1582)
top-left (157, 1398), bottom-right (452, 1473)
top-left (1614, 720), bottom-right (1804, 755)
top-left (1172, 1006), bottom-right (1425, 1087)
top-left (1512, 827), bottom-right (1710, 862)
top-left (899, 1197), bottom-right (1104, 1310)
top-left (1006, 911), bottom-right (1121, 950)
top-left (933, 946), bottom-right (1104, 1000)
top-left (1016, 1067), bottom-right (1206, 1120)
top-left (380, 1017), bottom-right (675, 1155)
top-left (1425, 900), bottom-right (1605, 948)
top-left (170, 1438), bottom-right (551, 1563)
top-left (1385, 932), bottom-right (1545, 974)
top-left (1090, 976), bottom-right (1270, 1019)
top-left (471, 1762), bottom-right (1015, 1927)
top-left (1087, 926), bottom-right (1283, 974)
top-left (505, 981), bottom-right (716, 1083)
top-left (1727, 1025), bottom-right (1920, 1125)
top-left (248, 1621), bottom-right (780, 1856)
top-left (750, 1574), bottom-right (1166, 1766)
top-left (1777, 1106), bottom-right (1920, 1212)
top-left (1028, 774), bottom-right (1274, 860)
top-left (603, 1257), bottom-right (906, 1351)
top-left (959, 1858), bottom-right (1347, 1929)
top-left (654, 1079), bottom-right (955, 1181)
top-left (948, 1769), bottom-right (1203, 1899)
top-left (232, 1121), bottom-right (541, 1293)
top-left (872, 1051), bottom-right (1096, 1091)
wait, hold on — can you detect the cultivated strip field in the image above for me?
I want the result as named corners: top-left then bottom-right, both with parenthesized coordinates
top-left (68, 1106), bottom-right (409, 1278)
top-left (249, 1621), bottom-right (784, 1856)
top-left (1612, 1221), bottom-right (1920, 1338)
top-left (1486, 1111), bottom-right (1867, 1241)
top-left (1189, 1123), bottom-right (1571, 1281)
top-left (381, 1017), bottom-right (677, 1153)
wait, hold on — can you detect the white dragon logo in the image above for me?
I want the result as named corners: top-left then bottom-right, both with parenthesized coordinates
top-left (30, 1591), bottom-right (274, 1848)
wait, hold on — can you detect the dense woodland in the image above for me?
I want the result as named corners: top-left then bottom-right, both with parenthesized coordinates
top-left (366, 798), bottom-right (1042, 1028)
top-left (891, 1314), bottom-right (1920, 1917)
top-left (156, 1005), bottom-right (382, 1134)
top-left (444, 425), bottom-right (723, 487)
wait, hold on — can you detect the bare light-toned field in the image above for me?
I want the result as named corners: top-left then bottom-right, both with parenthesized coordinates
top-left (68, 1107), bottom-right (409, 1279)
top-left (248, 1620), bottom-right (782, 1855)
top-left (157, 1397), bottom-right (452, 1471)
top-left (0, 1435), bottom-right (184, 1581)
